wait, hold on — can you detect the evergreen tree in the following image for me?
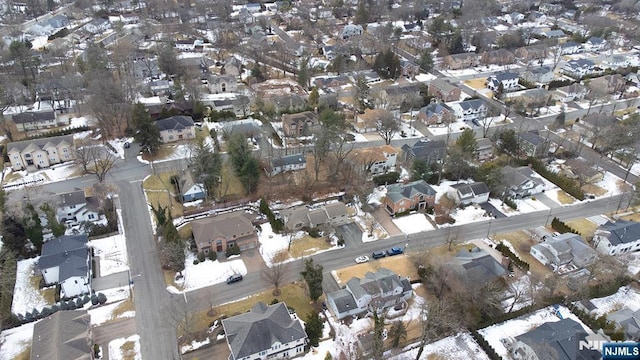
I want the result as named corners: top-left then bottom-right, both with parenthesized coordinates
top-left (419, 49), bottom-right (434, 72)
top-left (2, 216), bottom-right (28, 256)
top-left (389, 321), bottom-right (407, 348)
top-left (301, 259), bottom-right (323, 302)
top-left (297, 57), bottom-right (310, 88)
top-left (308, 88), bottom-right (319, 108)
top-left (372, 311), bottom-right (384, 359)
top-left (132, 103), bottom-right (161, 154)
top-left (23, 204), bottom-right (43, 252)
top-left (40, 203), bottom-right (65, 237)
top-left (455, 128), bottom-right (478, 156)
top-left (305, 311), bottom-right (323, 347)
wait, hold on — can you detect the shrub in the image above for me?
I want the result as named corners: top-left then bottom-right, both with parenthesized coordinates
top-left (519, 157), bottom-right (584, 200)
top-left (197, 252), bottom-right (206, 262)
top-left (193, 259), bottom-right (200, 265)
top-left (226, 246), bottom-right (241, 257)
top-left (503, 197), bottom-right (518, 210)
top-left (495, 242), bottom-right (530, 272)
top-left (208, 251), bottom-right (217, 261)
top-left (308, 228), bottom-right (321, 238)
top-left (550, 217), bottom-right (579, 234)
top-left (97, 292), bottom-right (107, 305)
top-left (91, 294), bottom-right (99, 305)
top-left (373, 171), bottom-right (400, 186)
top-left (93, 344), bottom-right (101, 358)
top-left (470, 331), bottom-right (504, 360)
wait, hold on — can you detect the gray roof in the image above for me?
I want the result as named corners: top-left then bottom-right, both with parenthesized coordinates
top-left (566, 59), bottom-right (595, 68)
top-left (597, 220), bottom-right (640, 245)
top-left (587, 36), bottom-right (605, 44)
top-left (308, 208), bottom-right (329, 226)
top-left (30, 310), bottom-right (91, 360)
top-left (155, 115), bottom-right (195, 131)
top-left (13, 110), bottom-right (56, 124)
top-left (491, 72), bottom-right (519, 82)
top-left (515, 318), bottom-right (600, 360)
top-left (385, 83), bottom-right (422, 96)
top-left (518, 130), bottom-right (544, 146)
top-left (385, 180), bottom-right (436, 204)
top-left (7, 134), bottom-right (74, 154)
top-left (271, 154), bottom-right (306, 168)
top-left (451, 182), bottom-right (490, 197)
top-left (401, 139), bottom-right (447, 162)
top-left (222, 302), bottom-right (307, 359)
top-left (38, 235), bottom-right (89, 280)
top-left (458, 98), bottom-right (486, 111)
top-left (326, 289), bottom-right (357, 315)
top-left (60, 190), bottom-right (86, 207)
top-left (451, 248), bottom-right (506, 283)
top-left (532, 233), bottom-right (597, 267)
top-left (346, 268), bottom-right (406, 301)
top-left (608, 307), bottom-right (640, 339)
top-left (420, 102), bottom-right (452, 117)
top-left (429, 78), bottom-right (458, 93)
top-left (501, 166), bottom-right (545, 188)
top-left (324, 202), bottom-right (348, 219)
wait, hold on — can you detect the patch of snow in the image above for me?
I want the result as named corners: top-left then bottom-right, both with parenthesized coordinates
top-left (152, 144), bottom-right (192, 163)
top-left (0, 321), bottom-right (37, 360)
top-left (367, 186), bottom-right (387, 206)
top-left (595, 172), bottom-right (625, 196)
top-left (588, 286), bottom-right (640, 317)
top-left (181, 252), bottom-right (247, 291)
top-left (12, 257), bottom-right (49, 316)
top-left (89, 300), bottom-right (135, 326)
top-left (392, 213), bottom-right (435, 234)
top-left (415, 73), bottom-right (437, 82)
top-left (180, 338), bottom-right (210, 354)
top-left (258, 223), bottom-right (304, 265)
top-left (98, 285), bottom-right (131, 304)
top-left (390, 332), bottom-right (490, 360)
top-left (108, 334), bottom-right (141, 360)
top-left (2, 162), bottom-right (80, 190)
top-left (89, 230), bottom-right (129, 277)
top-left (448, 204), bottom-right (491, 225)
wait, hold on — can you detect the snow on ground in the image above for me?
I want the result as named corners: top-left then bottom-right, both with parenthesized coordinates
top-left (155, 144), bottom-right (192, 163)
top-left (109, 334), bottom-right (141, 360)
top-left (2, 162), bottom-right (79, 190)
top-left (448, 204), bottom-right (491, 225)
top-left (595, 172), bottom-right (626, 196)
top-left (12, 257), bottom-right (49, 316)
top-left (0, 321), bottom-right (37, 360)
top-left (479, 305), bottom-right (593, 359)
top-left (367, 186), bottom-right (387, 206)
top-left (98, 285), bottom-right (131, 304)
top-left (258, 223), bottom-right (304, 265)
top-left (180, 338), bottom-right (210, 354)
top-left (630, 162), bottom-right (640, 176)
top-left (89, 299), bottom-right (136, 326)
top-left (427, 121), bottom-right (472, 136)
top-left (179, 252), bottom-right (247, 291)
top-left (107, 137), bottom-right (134, 160)
top-left (390, 332), bottom-right (491, 360)
top-left (628, 252), bottom-right (640, 276)
top-left (543, 188), bottom-right (568, 205)
top-left (588, 286), bottom-right (640, 317)
top-left (350, 132), bottom-right (370, 142)
top-left (501, 275), bottom-right (535, 312)
top-left (89, 224), bottom-right (129, 276)
top-left (515, 197), bottom-right (549, 213)
top-left (392, 213), bottom-right (435, 234)
top-left (61, 115), bottom-right (93, 129)
top-left (414, 73), bottom-right (437, 82)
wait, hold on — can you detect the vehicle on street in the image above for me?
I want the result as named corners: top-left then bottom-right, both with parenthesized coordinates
top-left (372, 251), bottom-right (386, 259)
top-left (226, 274), bottom-right (243, 284)
top-left (124, 142), bottom-right (131, 149)
top-left (386, 247), bottom-right (404, 256)
top-left (355, 255), bottom-right (369, 264)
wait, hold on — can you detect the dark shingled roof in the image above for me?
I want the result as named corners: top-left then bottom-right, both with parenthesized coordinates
top-left (38, 235), bottom-right (89, 280)
top-left (60, 190), bottom-right (86, 207)
top-left (30, 310), bottom-right (91, 360)
top-left (13, 110), bottom-right (56, 124)
top-left (385, 180), bottom-right (436, 204)
top-left (155, 115), bottom-right (195, 131)
top-left (271, 154), bottom-right (306, 168)
top-left (222, 302), bottom-right (307, 359)
top-left (7, 134), bottom-right (74, 154)
top-left (598, 220), bottom-right (640, 245)
top-left (515, 318), bottom-right (601, 360)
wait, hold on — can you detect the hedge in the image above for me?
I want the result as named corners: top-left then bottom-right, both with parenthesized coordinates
top-left (27, 125), bottom-right (91, 140)
top-left (550, 217), bottom-right (579, 234)
top-left (520, 157), bottom-right (584, 200)
top-left (503, 197), bottom-right (518, 210)
top-left (470, 330), bottom-right (504, 360)
top-left (373, 171), bottom-right (400, 186)
top-left (495, 242), bottom-right (530, 272)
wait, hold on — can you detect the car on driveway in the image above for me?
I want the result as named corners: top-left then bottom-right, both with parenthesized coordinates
top-left (372, 251), bottom-right (386, 259)
top-left (226, 274), bottom-right (243, 284)
top-left (355, 255), bottom-right (369, 264)
top-left (386, 247), bottom-right (404, 256)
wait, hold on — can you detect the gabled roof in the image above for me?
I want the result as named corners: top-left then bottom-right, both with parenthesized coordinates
top-left (271, 154), bottom-right (306, 168)
top-left (458, 98), bottom-right (486, 111)
top-left (155, 115), bottom-right (195, 131)
top-left (30, 310), bottom-right (91, 360)
top-left (60, 190), bottom-right (86, 207)
top-left (7, 134), bottom-right (74, 154)
top-left (586, 36), bottom-right (605, 44)
top-left (191, 212), bottom-right (255, 243)
top-left (346, 268), bottom-right (407, 301)
top-left (490, 72), bottom-right (519, 82)
top-left (452, 248), bottom-right (506, 284)
top-left (13, 110), bottom-right (56, 124)
top-left (515, 318), bottom-right (600, 360)
top-left (401, 139), bottom-right (447, 161)
top-left (566, 59), bottom-right (594, 68)
top-left (518, 130), bottom-right (544, 146)
top-left (597, 220), bottom-right (640, 245)
top-left (501, 166), bottom-right (544, 188)
top-left (429, 78), bottom-right (458, 93)
top-left (386, 180), bottom-right (436, 204)
top-left (420, 102), bottom-right (452, 117)
top-left (38, 235), bottom-right (89, 280)
top-left (385, 83), bottom-right (422, 96)
top-left (222, 302), bottom-right (307, 359)
top-left (608, 307), bottom-right (640, 338)
top-left (451, 182), bottom-right (490, 198)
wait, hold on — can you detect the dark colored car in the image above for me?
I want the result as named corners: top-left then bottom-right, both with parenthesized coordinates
top-left (386, 247), bottom-right (404, 256)
top-left (226, 274), bottom-right (243, 284)
top-left (124, 142), bottom-right (131, 149)
top-left (372, 251), bottom-right (386, 259)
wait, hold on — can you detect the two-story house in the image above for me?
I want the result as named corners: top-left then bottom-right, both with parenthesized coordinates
top-left (476, 137), bottom-right (494, 162)
top-left (353, 108), bottom-right (389, 133)
top-left (487, 72), bottom-right (520, 92)
top-left (448, 247), bottom-right (507, 284)
top-left (380, 83), bottom-right (423, 110)
top-left (515, 44), bottom-right (549, 61)
top-left (401, 139), bottom-right (447, 164)
top-left (450, 182), bottom-right (490, 205)
top-left (562, 59), bottom-right (598, 79)
top-left (417, 102), bottom-right (455, 126)
top-left (208, 74), bottom-right (237, 94)
top-left (511, 319), bottom-right (601, 360)
top-left (30, 310), bottom-right (92, 360)
top-left (558, 41), bottom-right (583, 55)
top-left (267, 154), bottom-right (307, 177)
top-left (222, 302), bottom-right (308, 360)
top-left (552, 83), bottom-right (587, 102)
top-left (349, 145), bottom-right (398, 175)
top-left (83, 17), bottom-right (110, 34)
top-left (383, 180), bottom-right (436, 215)
top-left (55, 190), bottom-right (100, 225)
top-left (281, 111), bottom-right (319, 137)
top-left (428, 79), bottom-right (461, 102)
top-left (584, 36), bottom-right (607, 52)
top-left (501, 166), bottom-right (546, 198)
top-left (442, 52), bottom-right (479, 70)
top-left (38, 235), bottom-right (91, 299)
top-left (280, 202), bottom-right (351, 230)
top-left (481, 49), bottom-right (516, 66)
top-left (155, 115), bottom-right (196, 143)
top-left (12, 110), bottom-right (58, 132)
top-left (449, 99), bottom-right (488, 122)
top-left (530, 233), bottom-right (598, 273)
top-left (326, 268), bottom-right (412, 320)
top-left (7, 134), bottom-right (75, 171)
top-left (593, 220), bottom-right (640, 256)
top-left (517, 130), bottom-right (550, 157)
top-left (520, 66), bottom-right (554, 84)
top-left (341, 24), bottom-right (363, 39)
top-left (192, 212), bottom-right (257, 254)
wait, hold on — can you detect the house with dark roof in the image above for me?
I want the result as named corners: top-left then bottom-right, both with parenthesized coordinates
top-left (401, 139), bottom-right (447, 164)
top-left (155, 115), bottom-right (196, 143)
top-left (487, 72), bottom-right (520, 92)
top-left (450, 99), bottom-right (488, 122)
top-left (280, 202), bottom-right (350, 230)
top-left (521, 66), bottom-right (554, 84)
top-left (451, 182), bottom-right (490, 205)
top-left (511, 318), bottom-right (601, 360)
top-left (530, 233), bottom-right (598, 273)
top-left (481, 49), bottom-right (516, 66)
top-left (38, 235), bottom-right (91, 299)
top-left (607, 307), bottom-right (640, 340)
top-left (501, 166), bottom-right (546, 198)
top-left (383, 180), bottom-right (436, 215)
top-left (12, 110), bottom-right (58, 132)
top-left (428, 79), bottom-right (461, 102)
top-left (84, 17), bottom-right (110, 34)
top-left (55, 189), bottom-right (100, 225)
top-left (179, 171), bottom-right (206, 202)
top-left (222, 302), bottom-right (308, 360)
top-left (518, 130), bottom-right (550, 157)
top-left (7, 134), bottom-right (75, 171)
top-left (448, 247), bottom-right (507, 284)
top-left (559, 41), bottom-right (583, 55)
top-left (584, 36), bottom-right (607, 52)
top-left (221, 119), bottom-right (262, 140)
top-left (593, 220), bottom-right (640, 256)
top-left (562, 59), bottom-right (598, 78)
top-left (281, 111), bottom-right (318, 137)
top-left (442, 52), bottom-right (479, 70)
top-left (553, 83), bottom-right (587, 102)
top-left (191, 212), bottom-right (257, 254)
top-left (267, 153), bottom-right (307, 177)
top-left (380, 83), bottom-right (423, 110)
top-left (560, 158), bottom-right (604, 184)
top-left (476, 137), bottom-right (494, 162)
top-left (417, 102), bottom-right (455, 126)
top-left (326, 268), bottom-right (412, 320)
top-left (515, 44), bottom-right (548, 61)
top-left (30, 310), bottom-right (92, 360)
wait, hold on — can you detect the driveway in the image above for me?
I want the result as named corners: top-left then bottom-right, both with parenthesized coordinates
top-left (93, 271), bottom-right (130, 292)
top-left (183, 338), bottom-right (230, 360)
top-left (535, 192), bottom-right (563, 209)
top-left (92, 318), bottom-right (137, 360)
top-left (334, 223), bottom-right (363, 247)
top-left (479, 202), bottom-right (506, 219)
top-left (372, 207), bottom-right (403, 236)
top-left (235, 247), bottom-right (265, 274)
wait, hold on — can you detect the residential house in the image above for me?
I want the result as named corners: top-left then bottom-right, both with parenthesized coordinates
top-left (267, 153), bottom-right (307, 177)
top-left (593, 220), bottom-right (640, 256)
top-left (442, 53), bottom-right (479, 70)
top-left (501, 166), bottom-right (546, 198)
top-left (55, 190), bottom-right (100, 225)
top-left (552, 83), bottom-right (587, 102)
top-left (341, 24), bottom-right (363, 39)
top-left (515, 45), bottom-right (549, 61)
top-left (383, 180), bottom-right (436, 215)
top-left (222, 56), bottom-right (243, 77)
top-left (30, 310), bottom-right (92, 360)
top-left (353, 108), bottom-right (388, 133)
top-left (573, 114), bottom-right (617, 144)
top-left (539, 3), bottom-right (563, 14)
top-left (148, 79), bottom-right (173, 96)
top-left (560, 158), bottom-right (604, 184)
top-left (558, 41), bottom-right (583, 55)
top-left (486, 72), bottom-right (520, 92)
top-left (607, 307), bottom-right (640, 340)
top-left (528, 11), bottom-right (546, 23)
top-left (209, 96), bottom-right (251, 118)
top-left (508, 12), bottom-right (525, 24)
top-left (481, 49), bottom-right (516, 66)
top-left (602, 54), bottom-right (631, 70)
top-left (326, 268), bottom-right (412, 320)
top-left (511, 318), bottom-right (601, 360)
top-left (428, 79), bottom-right (461, 102)
top-left (191, 212), bottom-right (258, 254)
top-left (208, 74), bottom-right (237, 94)
top-left (448, 247), bottom-right (507, 284)
top-left (401, 139), bottom-right (447, 164)
top-left (314, 75), bottom-right (350, 91)
top-left (179, 171), bottom-right (206, 202)
top-left (562, 59), bottom-right (598, 78)
top-left (503, 88), bottom-right (551, 110)
top-left (530, 233), bottom-right (598, 273)
top-left (7, 134), bottom-right (75, 171)
top-left (175, 39), bottom-right (206, 52)
top-left (146, 101), bottom-right (194, 120)
top-left (84, 17), bottom-right (110, 34)
top-left (588, 74), bottom-right (626, 95)
top-left (280, 202), bottom-right (350, 230)
top-left (381, 83), bottom-right (423, 110)
top-left (270, 94), bottom-right (307, 113)
top-left (450, 99), bottom-right (488, 122)
top-left (417, 102), bottom-right (455, 126)
top-left (400, 59), bottom-right (420, 79)
top-left (517, 130), bottom-right (549, 157)
top-left (476, 137), bottom-right (493, 162)
top-left (222, 302), bottom-right (307, 360)
top-left (38, 235), bottom-right (91, 299)
top-left (221, 118), bottom-right (262, 141)
top-left (12, 110), bottom-right (58, 132)
top-left (585, 36), bottom-right (607, 52)
top-left (542, 29), bottom-right (566, 39)
top-left (349, 145), bottom-right (398, 175)
top-left (520, 66), bottom-right (554, 84)
top-left (282, 111), bottom-right (319, 137)
top-left (155, 115), bottom-right (196, 143)
top-left (450, 182), bottom-right (490, 205)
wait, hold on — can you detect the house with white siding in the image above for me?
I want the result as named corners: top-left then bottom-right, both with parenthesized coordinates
top-left (7, 135), bottom-right (75, 171)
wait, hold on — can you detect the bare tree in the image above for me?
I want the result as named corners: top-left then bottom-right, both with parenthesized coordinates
top-left (376, 111), bottom-right (400, 145)
top-left (88, 148), bottom-right (119, 182)
top-left (261, 251), bottom-right (290, 296)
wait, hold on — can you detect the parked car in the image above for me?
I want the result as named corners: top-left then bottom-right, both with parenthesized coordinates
top-left (355, 255), bottom-right (369, 264)
top-left (386, 247), bottom-right (404, 256)
top-left (226, 274), bottom-right (243, 284)
top-left (124, 142), bottom-right (131, 149)
top-left (372, 251), bottom-right (386, 259)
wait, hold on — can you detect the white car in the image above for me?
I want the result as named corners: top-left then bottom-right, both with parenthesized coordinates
top-left (355, 256), bottom-right (369, 264)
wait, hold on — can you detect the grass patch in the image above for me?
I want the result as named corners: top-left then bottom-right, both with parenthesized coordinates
top-left (120, 341), bottom-right (136, 360)
top-left (565, 218), bottom-right (599, 239)
top-left (143, 173), bottom-right (177, 191)
top-left (463, 78), bottom-right (488, 90)
top-left (14, 346), bottom-right (30, 360)
top-left (218, 164), bottom-right (245, 199)
top-left (190, 282), bottom-right (316, 336)
top-left (195, 127), bottom-right (209, 142)
top-left (334, 255), bottom-right (419, 285)
top-left (148, 145), bottom-right (175, 161)
top-left (581, 183), bottom-right (607, 196)
top-left (163, 269), bottom-right (179, 289)
top-left (288, 235), bottom-right (332, 259)
top-left (29, 275), bottom-right (55, 305)
top-left (178, 223), bottom-right (192, 241)
top-left (621, 209), bottom-right (640, 222)
top-left (555, 190), bottom-right (576, 205)
top-left (145, 190), bottom-right (183, 218)
top-left (3, 172), bottom-right (22, 183)
top-left (112, 299), bottom-right (134, 318)
top-left (494, 231), bottom-right (552, 279)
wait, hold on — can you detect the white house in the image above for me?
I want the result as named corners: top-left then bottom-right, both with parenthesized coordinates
top-left (179, 172), bottom-right (207, 202)
top-left (584, 37), bottom-right (607, 52)
top-left (530, 233), bottom-right (598, 273)
top-left (267, 154), bottom-right (307, 177)
top-left (7, 134), bottom-right (75, 171)
top-left (501, 166), bottom-right (546, 198)
top-left (349, 145), bottom-right (398, 175)
top-left (593, 220), bottom-right (640, 256)
top-left (562, 59), bottom-right (597, 79)
top-left (450, 182), bottom-right (490, 205)
top-left (486, 72), bottom-right (520, 92)
top-left (12, 110), bottom-right (58, 132)
top-left (341, 24), bottom-right (363, 39)
top-left (558, 41), bottom-right (582, 55)
top-left (56, 190), bottom-right (100, 225)
top-left (208, 74), bottom-right (237, 94)
top-left (83, 18), bottom-right (110, 34)
top-left (449, 99), bottom-right (488, 122)
top-left (38, 235), bottom-right (91, 299)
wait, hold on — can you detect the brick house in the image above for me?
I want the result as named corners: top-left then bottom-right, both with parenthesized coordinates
top-left (383, 180), bottom-right (436, 215)
top-left (281, 111), bottom-right (319, 137)
top-left (191, 212), bottom-right (258, 254)
top-left (428, 79), bottom-right (461, 102)
top-left (417, 102), bottom-right (455, 125)
top-left (442, 52), bottom-right (479, 70)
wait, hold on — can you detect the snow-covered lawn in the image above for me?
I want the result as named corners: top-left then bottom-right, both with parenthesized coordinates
top-left (89, 299), bottom-right (136, 326)
top-left (109, 334), bottom-right (141, 360)
top-left (0, 321), bottom-right (37, 360)
top-left (515, 197), bottom-right (550, 213)
top-left (479, 305), bottom-right (593, 359)
top-left (427, 121), bottom-right (472, 136)
top-left (258, 223), bottom-right (305, 265)
top-left (89, 213), bottom-right (129, 277)
top-left (2, 162), bottom-right (79, 190)
top-left (501, 275), bottom-right (536, 312)
top-left (628, 252), bottom-right (640, 276)
top-left (107, 137), bottom-right (134, 160)
top-left (588, 286), bottom-right (640, 317)
top-left (138, 144), bottom-right (192, 164)
top-left (392, 213), bottom-right (435, 234)
top-left (448, 204), bottom-right (491, 225)
top-left (595, 172), bottom-right (626, 196)
top-left (367, 186), bottom-right (387, 206)
top-left (180, 338), bottom-right (210, 354)
top-left (99, 285), bottom-right (131, 304)
top-left (178, 252), bottom-right (247, 291)
top-left (12, 257), bottom-right (50, 316)
top-left (543, 188), bottom-right (571, 205)
top-left (390, 332), bottom-right (491, 360)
